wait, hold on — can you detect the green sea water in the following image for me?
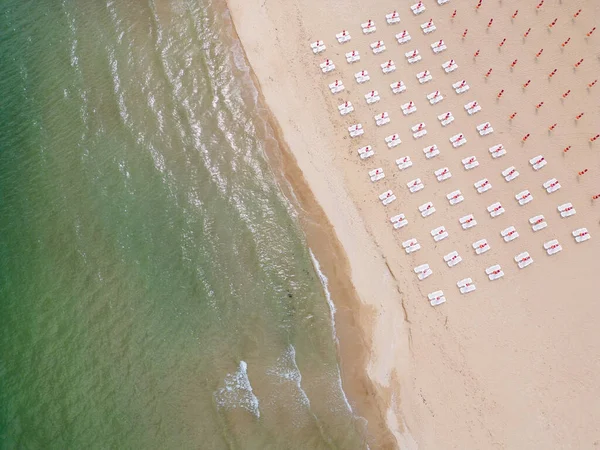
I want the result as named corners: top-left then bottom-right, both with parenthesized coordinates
top-left (0, 1), bottom-right (368, 448)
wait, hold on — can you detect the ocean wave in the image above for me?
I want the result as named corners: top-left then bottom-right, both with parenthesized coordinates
top-left (214, 361), bottom-right (260, 418)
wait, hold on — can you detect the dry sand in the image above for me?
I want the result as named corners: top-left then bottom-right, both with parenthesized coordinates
top-left (225, 0), bottom-right (600, 448)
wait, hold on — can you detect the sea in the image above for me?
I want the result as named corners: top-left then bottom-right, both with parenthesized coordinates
top-left (0, 1), bottom-right (369, 448)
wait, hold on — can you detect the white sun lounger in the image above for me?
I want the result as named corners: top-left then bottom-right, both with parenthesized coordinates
top-left (442, 59), bottom-right (457, 73)
top-left (405, 50), bottom-right (422, 64)
top-left (431, 226), bottom-right (448, 242)
top-left (381, 60), bottom-right (396, 74)
top-left (457, 278), bottom-right (476, 294)
top-left (572, 228), bottom-right (590, 243)
top-left (390, 213), bottom-right (408, 229)
top-left (354, 70), bottom-right (370, 84)
top-left (379, 190), bottom-right (396, 205)
top-left (529, 215), bottom-right (547, 232)
top-left (515, 252), bottom-right (533, 269)
top-left (431, 40), bottom-right (447, 53)
top-left (401, 102), bottom-right (417, 115)
top-left (416, 70), bottom-right (432, 84)
top-left (428, 290), bottom-right (446, 307)
top-left (446, 190), bottom-right (464, 205)
top-left (488, 144), bottom-right (506, 159)
top-left (413, 130), bottom-right (427, 139)
top-left (460, 214), bottom-right (477, 230)
top-left (336, 30), bottom-right (351, 44)
top-left (544, 239), bottom-right (562, 256)
top-left (369, 168), bottom-right (385, 182)
top-left (396, 156), bottom-right (412, 170)
top-left (361, 20), bottom-right (377, 34)
top-left (423, 144), bottom-right (440, 159)
top-left (487, 202), bottom-right (505, 218)
top-left (375, 112), bottom-right (390, 126)
top-left (346, 51), bottom-right (360, 63)
top-left (386, 11), bottom-right (401, 24)
top-left (516, 190), bottom-right (533, 206)
top-left (474, 178), bottom-right (491, 194)
top-left (320, 59), bottom-right (335, 73)
top-left (396, 30), bottom-right (412, 44)
top-left (444, 251), bottom-right (462, 267)
top-left (357, 145), bottom-right (374, 160)
top-left (543, 178), bottom-right (561, 194)
top-left (453, 80), bottom-right (470, 94)
top-left (311, 41), bottom-right (326, 54)
top-left (427, 90), bottom-right (444, 105)
top-left (348, 123), bottom-right (364, 138)
top-left (450, 133), bottom-right (466, 148)
top-left (435, 167), bottom-right (451, 182)
top-left (501, 226), bottom-right (519, 242)
top-left (502, 166), bottom-right (519, 182)
top-left (438, 112), bottom-right (454, 126)
top-left (438, 0), bottom-right (450, 5)
top-left (414, 263), bottom-right (433, 280)
top-left (365, 90), bottom-right (380, 104)
top-left (464, 101), bottom-right (481, 115)
top-left (477, 122), bottom-right (493, 136)
top-left (486, 264), bottom-right (504, 281)
top-left (328, 80), bottom-right (345, 94)
top-left (412, 121), bottom-right (426, 133)
top-left (408, 178), bottom-right (424, 193)
top-left (338, 101), bottom-right (354, 116)
top-left (402, 238), bottom-right (421, 254)
top-left (529, 155), bottom-right (547, 171)
top-left (386, 134), bottom-right (402, 148)
top-left (411, 2), bottom-right (426, 15)
top-left (391, 81), bottom-right (406, 94)
top-left (558, 203), bottom-right (576, 218)
top-left (421, 21), bottom-right (436, 34)
top-left (473, 239), bottom-right (490, 254)
top-left (371, 40), bottom-right (386, 54)
top-left (462, 156), bottom-right (479, 170)
top-left (419, 201), bottom-right (436, 217)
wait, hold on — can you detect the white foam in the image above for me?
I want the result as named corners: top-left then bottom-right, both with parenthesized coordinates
top-left (214, 361), bottom-right (261, 418)
top-left (267, 345), bottom-right (311, 409)
top-left (309, 249), bottom-right (336, 341)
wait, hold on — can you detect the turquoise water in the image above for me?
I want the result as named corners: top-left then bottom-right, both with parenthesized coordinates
top-left (0, 1), bottom-right (367, 448)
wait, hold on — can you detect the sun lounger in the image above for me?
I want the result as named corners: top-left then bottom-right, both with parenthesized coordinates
top-left (487, 202), bottom-right (505, 218)
top-left (336, 30), bottom-right (351, 44)
top-left (486, 264), bottom-right (504, 281)
top-left (488, 144), bottom-right (506, 159)
top-left (423, 144), bottom-right (440, 159)
top-left (411, 122), bottom-right (426, 132)
top-left (529, 155), bottom-right (547, 171)
top-left (428, 290), bottom-right (446, 307)
top-left (369, 168), bottom-right (385, 182)
top-left (407, 178), bottom-right (424, 193)
top-left (405, 50), bottom-right (422, 64)
top-left (529, 215), bottom-right (547, 232)
top-left (386, 11), bottom-right (401, 24)
top-left (572, 228), bottom-right (590, 243)
top-left (544, 239), bottom-right (562, 256)
top-left (371, 40), bottom-right (386, 54)
top-left (543, 178), bottom-right (561, 194)
top-left (502, 166), bottom-right (519, 182)
top-left (390, 213), bottom-right (408, 229)
top-left (320, 59), bottom-right (335, 73)
top-left (414, 263), bottom-right (433, 280)
top-left (346, 51), bottom-right (360, 63)
top-left (361, 20), bottom-right (376, 34)
top-left (431, 40), bottom-right (447, 53)
top-left (421, 21), bottom-right (436, 34)
top-left (516, 190), bottom-right (532, 206)
top-left (446, 190), bottom-right (464, 205)
top-left (427, 90), bottom-right (444, 105)
top-left (357, 145), bottom-right (374, 160)
top-left (391, 81), bottom-right (406, 94)
top-left (438, 0), bottom-right (450, 5)
top-left (354, 70), bottom-right (370, 84)
top-left (473, 239), bottom-right (490, 254)
top-left (375, 112), bottom-right (390, 126)
top-left (442, 59), bottom-right (458, 73)
top-left (474, 178), bottom-right (491, 194)
top-left (462, 156), bottom-right (479, 170)
top-left (381, 60), bottom-right (396, 74)
top-left (444, 251), bottom-right (462, 267)
top-left (464, 101), bottom-right (481, 115)
top-left (453, 80), bottom-right (470, 94)
top-left (435, 167), bottom-right (451, 182)
top-left (401, 102), bottom-right (417, 115)
top-left (457, 278), bottom-right (476, 294)
top-left (311, 41), bottom-right (326, 54)
top-left (386, 133), bottom-right (402, 148)
top-left (365, 90), bottom-right (380, 104)
top-left (348, 123), bottom-right (364, 138)
top-left (396, 30), bottom-right (412, 44)
top-left (477, 122), bottom-right (493, 136)
top-left (558, 202), bottom-right (575, 218)
top-left (379, 190), bottom-right (396, 206)
top-left (449, 133), bottom-right (466, 148)
top-left (419, 202), bottom-right (436, 217)
top-left (328, 80), bottom-right (345, 94)
top-left (460, 214), bottom-right (477, 230)
top-left (515, 252), bottom-right (533, 269)
top-left (396, 156), bottom-right (412, 170)
top-left (438, 112), bottom-right (454, 126)
top-left (431, 226), bottom-right (448, 242)
top-left (416, 70), bottom-right (432, 84)
top-left (501, 226), bottom-right (519, 242)
top-left (338, 101), bottom-right (354, 116)
top-left (411, 2), bottom-right (426, 15)
top-left (402, 238), bottom-right (421, 254)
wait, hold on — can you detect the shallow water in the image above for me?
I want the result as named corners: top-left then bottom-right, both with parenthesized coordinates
top-left (0, 1), bottom-right (367, 448)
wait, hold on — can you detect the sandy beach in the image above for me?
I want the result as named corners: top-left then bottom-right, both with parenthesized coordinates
top-left (226, 0), bottom-right (600, 448)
